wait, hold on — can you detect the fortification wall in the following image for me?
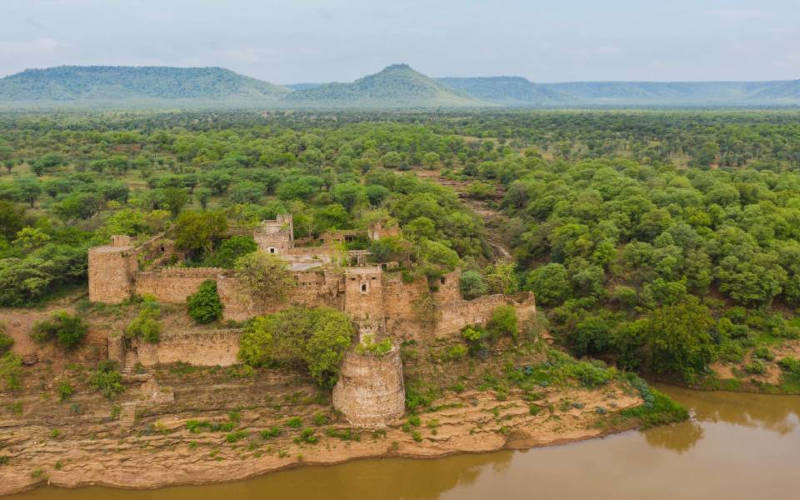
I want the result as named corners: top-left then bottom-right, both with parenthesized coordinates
top-left (134, 329), bottom-right (241, 367)
top-left (382, 274), bottom-right (429, 340)
top-left (432, 269), bottom-right (462, 303)
top-left (344, 267), bottom-right (385, 335)
top-left (134, 267), bottom-right (224, 303)
top-left (434, 292), bottom-right (537, 338)
top-left (217, 270), bottom-right (344, 322)
top-left (332, 347), bottom-right (405, 428)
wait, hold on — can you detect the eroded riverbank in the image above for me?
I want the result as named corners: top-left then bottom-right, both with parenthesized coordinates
top-left (9, 385), bottom-right (800, 500)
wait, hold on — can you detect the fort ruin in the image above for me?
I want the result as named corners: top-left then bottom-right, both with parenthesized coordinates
top-left (89, 214), bottom-right (536, 426)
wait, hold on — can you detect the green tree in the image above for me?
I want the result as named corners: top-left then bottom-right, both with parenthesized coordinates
top-left (174, 210), bottom-right (228, 258)
top-left (32, 311), bottom-right (88, 350)
top-left (187, 280), bottom-right (223, 324)
top-left (459, 270), bottom-right (488, 300)
top-left (234, 251), bottom-right (296, 302)
top-left (642, 298), bottom-right (716, 382)
top-left (526, 263), bottom-right (571, 306)
top-left (239, 306), bottom-right (355, 388)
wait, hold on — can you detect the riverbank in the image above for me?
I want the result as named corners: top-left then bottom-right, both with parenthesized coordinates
top-left (0, 334), bottom-right (685, 497)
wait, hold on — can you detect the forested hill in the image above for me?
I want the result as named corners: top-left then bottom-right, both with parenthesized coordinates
top-left (0, 66), bottom-right (291, 105)
top-left (280, 64), bottom-right (481, 108)
top-left (436, 77), bottom-right (800, 107)
top-left (0, 64), bottom-right (797, 109)
top-left (437, 76), bottom-right (568, 106)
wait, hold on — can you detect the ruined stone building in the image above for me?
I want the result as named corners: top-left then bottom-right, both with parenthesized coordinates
top-left (88, 214), bottom-right (536, 426)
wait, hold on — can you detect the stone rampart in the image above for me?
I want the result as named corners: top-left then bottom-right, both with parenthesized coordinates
top-left (332, 347), bottom-right (405, 427)
top-left (134, 329), bottom-right (241, 367)
top-left (434, 291), bottom-right (537, 338)
top-left (134, 267), bottom-right (224, 303)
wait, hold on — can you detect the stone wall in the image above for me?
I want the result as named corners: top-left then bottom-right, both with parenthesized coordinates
top-left (217, 270), bottom-right (344, 322)
top-left (382, 273), bottom-right (429, 340)
top-left (134, 267), bottom-right (224, 303)
top-left (133, 329), bottom-right (241, 367)
top-left (332, 347), bottom-right (405, 427)
top-left (434, 292), bottom-right (537, 338)
top-left (344, 267), bottom-right (385, 336)
top-left (88, 245), bottom-right (137, 304)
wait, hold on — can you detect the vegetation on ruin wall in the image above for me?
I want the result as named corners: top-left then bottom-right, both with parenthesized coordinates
top-left (0, 110), bottom-right (799, 389)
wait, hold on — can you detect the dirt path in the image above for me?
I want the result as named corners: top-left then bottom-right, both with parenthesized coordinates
top-left (416, 170), bottom-right (513, 261)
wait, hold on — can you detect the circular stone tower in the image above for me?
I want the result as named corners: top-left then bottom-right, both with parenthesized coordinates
top-left (332, 346), bottom-right (405, 428)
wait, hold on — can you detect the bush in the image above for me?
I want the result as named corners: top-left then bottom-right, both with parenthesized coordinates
top-left (0, 325), bottom-right (13, 355)
top-left (487, 305), bottom-right (518, 340)
top-left (461, 325), bottom-right (490, 357)
top-left (32, 311), bottom-right (88, 350)
top-left (88, 361), bottom-right (125, 399)
top-left (744, 360), bottom-right (766, 375)
top-left (753, 346), bottom-right (774, 361)
top-left (187, 280), bottom-right (223, 324)
top-left (57, 381), bottom-right (74, 402)
top-left (459, 270), bottom-right (488, 300)
top-left (0, 352), bottom-right (22, 391)
top-left (354, 335), bottom-right (392, 356)
top-left (125, 299), bottom-right (161, 343)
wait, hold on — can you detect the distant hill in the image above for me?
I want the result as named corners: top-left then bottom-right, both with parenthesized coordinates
top-left (0, 64), bottom-right (797, 109)
top-left (436, 77), bottom-right (800, 106)
top-left (437, 76), bottom-right (568, 106)
top-left (283, 64), bottom-right (481, 108)
top-left (0, 66), bottom-right (290, 107)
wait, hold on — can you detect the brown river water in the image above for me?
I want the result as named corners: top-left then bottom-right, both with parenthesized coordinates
top-left (10, 386), bottom-right (800, 500)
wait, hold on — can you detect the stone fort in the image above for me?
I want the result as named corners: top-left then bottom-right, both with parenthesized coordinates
top-left (89, 214), bottom-right (536, 426)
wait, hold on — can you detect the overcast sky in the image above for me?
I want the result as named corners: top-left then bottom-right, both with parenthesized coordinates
top-left (1, 0), bottom-right (798, 83)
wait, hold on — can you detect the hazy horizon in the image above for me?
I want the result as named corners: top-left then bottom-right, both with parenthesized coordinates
top-left (2, 0), bottom-right (798, 84)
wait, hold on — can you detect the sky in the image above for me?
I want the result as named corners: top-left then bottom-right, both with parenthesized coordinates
top-left (1, 0), bottom-right (798, 83)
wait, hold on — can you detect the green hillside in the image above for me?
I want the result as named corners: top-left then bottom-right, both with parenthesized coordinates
top-left (283, 64), bottom-right (482, 108)
top-left (435, 78), bottom-right (800, 106)
top-left (0, 66), bottom-right (290, 106)
top-left (438, 76), bottom-right (568, 106)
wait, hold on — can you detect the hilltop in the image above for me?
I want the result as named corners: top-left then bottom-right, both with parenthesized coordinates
top-left (282, 64), bottom-right (482, 108)
top-left (0, 66), bottom-right (291, 107)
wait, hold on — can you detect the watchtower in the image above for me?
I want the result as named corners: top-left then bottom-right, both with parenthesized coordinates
top-left (254, 214), bottom-right (294, 255)
top-left (344, 266), bottom-right (385, 337)
top-left (88, 235), bottom-right (137, 303)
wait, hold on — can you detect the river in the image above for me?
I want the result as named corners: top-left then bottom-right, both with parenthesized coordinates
top-left (10, 386), bottom-right (800, 499)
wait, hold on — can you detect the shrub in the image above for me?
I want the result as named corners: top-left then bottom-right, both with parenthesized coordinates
top-left (125, 299), bottom-right (161, 343)
top-left (187, 280), bottom-right (223, 324)
top-left (0, 325), bottom-right (13, 355)
top-left (0, 352), bottom-right (22, 391)
top-left (32, 311), bottom-right (88, 350)
top-left (354, 335), bottom-right (392, 356)
top-left (459, 270), bottom-right (488, 300)
top-left (57, 381), bottom-right (74, 402)
top-left (286, 417), bottom-right (302, 428)
top-left (88, 361), bottom-right (125, 399)
top-left (461, 325), bottom-right (490, 357)
top-left (745, 360), bottom-right (766, 375)
top-left (753, 346), bottom-right (774, 361)
top-left (443, 344), bottom-right (468, 361)
top-left (487, 305), bottom-right (518, 340)
top-left (296, 428), bottom-right (318, 444)
top-left (260, 426), bottom-right (281, 439)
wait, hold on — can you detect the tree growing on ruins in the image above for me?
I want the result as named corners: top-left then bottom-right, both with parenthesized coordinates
top-left (234, 251), bottom-right (296, 302)
top-left (174, 210), bottom-right (228, 259)
top-left (187, 280), bottom-right (223, 324)
top-left (239, 306), bottom-right (355, 388)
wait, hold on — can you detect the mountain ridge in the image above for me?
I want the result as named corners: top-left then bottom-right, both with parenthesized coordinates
top-left (0, 64), bottom-right (797, 109)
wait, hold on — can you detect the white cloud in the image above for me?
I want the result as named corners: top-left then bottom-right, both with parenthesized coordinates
top-left (0, 38), bottom-right (70, 55)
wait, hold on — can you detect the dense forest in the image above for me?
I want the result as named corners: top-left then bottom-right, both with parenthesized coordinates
top-left (2, 109), bottom-right (800, 389)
